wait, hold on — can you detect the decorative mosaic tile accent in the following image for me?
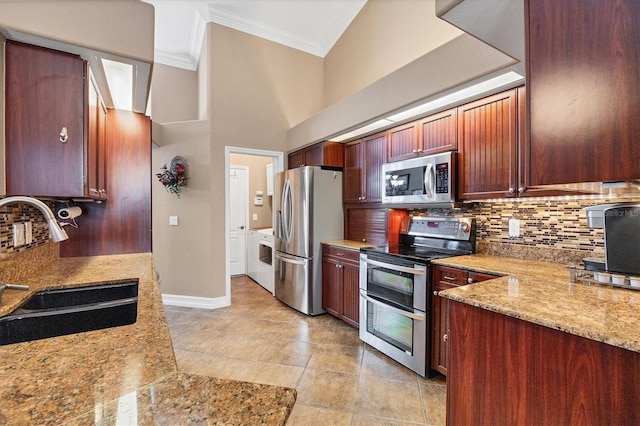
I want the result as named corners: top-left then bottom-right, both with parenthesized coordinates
top-left (412, 197), bottom-right (640, 264)
top-left (0, 201), bottom-right (58, 256)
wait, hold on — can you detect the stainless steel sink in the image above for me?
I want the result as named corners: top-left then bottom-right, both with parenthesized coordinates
top-left (0, 280), bottom-right (138, 345)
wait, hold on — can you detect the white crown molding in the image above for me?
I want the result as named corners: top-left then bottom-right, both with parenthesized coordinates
top-left (154, 49), bottom-right (198, 70)
top-left (162, 293), bottom-right (230, 309)
top-left (154, 9), bottom-right (206, 70)
top-left (207, 3), bottom-right (325, 57)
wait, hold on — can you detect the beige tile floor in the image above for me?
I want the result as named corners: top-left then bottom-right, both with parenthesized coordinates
top-left (164, 275), bottom-right (447, 425)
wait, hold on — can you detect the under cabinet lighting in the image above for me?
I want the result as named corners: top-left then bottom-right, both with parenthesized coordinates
top-left (330, 119), bottom-right (395, 142)
top-left (386, 71), bottom-right (524, 123)
top-left (101, 58), bottom-right (133, 111)
top-left (330, 70), bottom-right (524, 143)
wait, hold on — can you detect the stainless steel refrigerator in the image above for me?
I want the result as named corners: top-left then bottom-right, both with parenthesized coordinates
top-left (274, 166), bottom-right (343, 315)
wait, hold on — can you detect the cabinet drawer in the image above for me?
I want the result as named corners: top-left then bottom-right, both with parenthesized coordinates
top-left (434, 266), bottom-right (467, 287)
top-left (322, 245), bottom-right (360, 263)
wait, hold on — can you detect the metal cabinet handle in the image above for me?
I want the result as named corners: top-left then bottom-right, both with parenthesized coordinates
top-left (508, 187), bottom-right (515, 194)
top-left (412, 149), bottom-right (418, 154)
top-left (433, 290), bottom-right (439, 296)
top-left (518, 187), bottom-right (525, 194)
top-left (443, 333), bottom-right (448, 343)
top-left (59, 127), bottom-right (69, 143)
top-left (467, 277), bottom-right (474, 284)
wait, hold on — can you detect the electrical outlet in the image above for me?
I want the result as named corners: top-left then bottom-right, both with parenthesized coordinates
top-left (24, 221), bottom-right (33, 245)
top-left (253, 213), bottom-right (258, 221)
top-left (13, 223), bottom-right (25, 247)
top-left (169, 216), bottom-right (179, 226)
top-left (508, 218), bottom-right (520, 238)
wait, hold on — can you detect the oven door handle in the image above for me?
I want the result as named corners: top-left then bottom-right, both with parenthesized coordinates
top-left (359, 290), bottom-right (426, 321)
top-left (360, 255), bottom-right (425, 275)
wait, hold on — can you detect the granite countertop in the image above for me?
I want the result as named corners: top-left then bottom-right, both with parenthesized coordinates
top-left (0, 253), bottom-right (295, 424)
top-left (434, 254), bottom-right (640, 353)
top-left (323, 240), bottom-right (376, 250)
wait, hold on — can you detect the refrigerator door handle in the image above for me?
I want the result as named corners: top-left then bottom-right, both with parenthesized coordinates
top-left (282, 179), bottom-right (292, 243)
top-left (276, 252), bottom-right (306, 266)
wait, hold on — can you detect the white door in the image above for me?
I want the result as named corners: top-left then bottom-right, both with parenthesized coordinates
top-left (229, 166), bottom-right (248, 275)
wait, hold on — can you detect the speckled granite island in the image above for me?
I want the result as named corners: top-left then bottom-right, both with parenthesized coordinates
top-left (432, 254), bottom-right (640, 352)
top-left (433, 254), bottom-right (640, 425)
top-left (0, 253), bottom-right (295, 425)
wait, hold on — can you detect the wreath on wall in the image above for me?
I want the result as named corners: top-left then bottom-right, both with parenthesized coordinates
top-left (156, 156), bottom-right (188, 197)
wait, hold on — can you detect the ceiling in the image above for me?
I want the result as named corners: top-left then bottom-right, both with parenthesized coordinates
top-left (142, 0), bottom-right (367, 71)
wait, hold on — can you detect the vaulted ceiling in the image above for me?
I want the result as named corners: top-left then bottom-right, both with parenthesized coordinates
top-left (142, 0), bottom-right (367, 70)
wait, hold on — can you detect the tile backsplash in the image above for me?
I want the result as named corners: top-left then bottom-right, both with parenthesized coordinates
top-left (0, 202), bottom-right (56, 257)
top-left (414, 197), bottom-right (640, 264)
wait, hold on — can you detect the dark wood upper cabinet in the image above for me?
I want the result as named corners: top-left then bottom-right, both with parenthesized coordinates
top-left (457, 89), bottom-right (519, 200)
top-left (287, 141), bottom-right (344, 169)
top-left (343, 131), bottom-right (386, 204)
top-left (526, 0), bottom-right (640, 185)
top-left (5, 41), bottom-right (107, 200)
top-left (417, 108), bottom-right (457, 156)
top-left (387, 121), bottom-right (418, 162)
top-left (87, 71), bottom-right (108, 200)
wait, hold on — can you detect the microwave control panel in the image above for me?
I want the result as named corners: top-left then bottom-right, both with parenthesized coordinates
top-left (435, 162), bottom-right (449, 194)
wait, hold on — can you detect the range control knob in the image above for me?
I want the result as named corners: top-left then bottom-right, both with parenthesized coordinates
top-left (459, 222), bottom-right (470, 233)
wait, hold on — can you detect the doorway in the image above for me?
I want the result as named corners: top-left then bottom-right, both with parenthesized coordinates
top-left (225, 147), bottom-right (284, 304)
top-left (229, 166), bottom-right (248, 276)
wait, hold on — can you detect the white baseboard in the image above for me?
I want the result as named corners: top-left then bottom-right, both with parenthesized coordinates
top-left (161, 293), bottom-right (230, 310)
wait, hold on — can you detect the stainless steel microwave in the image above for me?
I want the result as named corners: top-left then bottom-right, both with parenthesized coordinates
top-left (381, 152), bottom-right (456, 207)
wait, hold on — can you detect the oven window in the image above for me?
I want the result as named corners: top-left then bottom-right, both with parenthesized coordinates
top-left (367, 267), bottom-right (414, 307)
top-left (366, 301), bottom-right (413, 354)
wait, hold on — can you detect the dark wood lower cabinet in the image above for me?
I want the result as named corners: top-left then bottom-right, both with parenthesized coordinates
top-left (321, 244), bottom-right (359, 328)
top-left (447, 301), bottom-right (640, 425)
top-left (431, 266), bottom-right (497, 376)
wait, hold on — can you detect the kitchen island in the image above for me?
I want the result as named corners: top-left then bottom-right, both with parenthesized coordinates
top-left (434, 254), bottom-right (640, 425)
top-left (0, 253), bottom-right (296, 424)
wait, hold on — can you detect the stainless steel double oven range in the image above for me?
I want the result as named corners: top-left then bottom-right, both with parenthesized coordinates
top-left (359, 216), bottom-right (475, 377)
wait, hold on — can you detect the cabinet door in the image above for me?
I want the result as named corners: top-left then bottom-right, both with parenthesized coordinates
top-left (527, 0), bottom-right (640, 185)
top-left (343, 140), bottom-right (364, 203)
top-left (345, 208), bottom-right (387, 245)
top-left (321, 249), bottom-right (342, 318)
top-left (431, 265), bottom-right (465, 375)
top-left (87, 71), bottom-right (108, 200)
top-left (5, 41), bottom-right (86, 198)
top-left (431, 265), bottom-right (498, 376)
top-left (341, 261), bottom-right (360, 328)
top-left (387, 121), bottom-right (418, 162)
top-left (362, 131), bottom-right (387, 203)
top-left (457, 89), bottom-right (518, 200)
top-left (303, 144), bottom-right (323, 166)
top-left (432, 280), bottom-right (456, 376)
top-left (417, 108), bottom-right (457, 155)
top-left (287, 150), bottom-right (304, 169)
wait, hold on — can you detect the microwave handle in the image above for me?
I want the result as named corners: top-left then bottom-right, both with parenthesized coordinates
top-left (424, 163), bottom-right (435, 198)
